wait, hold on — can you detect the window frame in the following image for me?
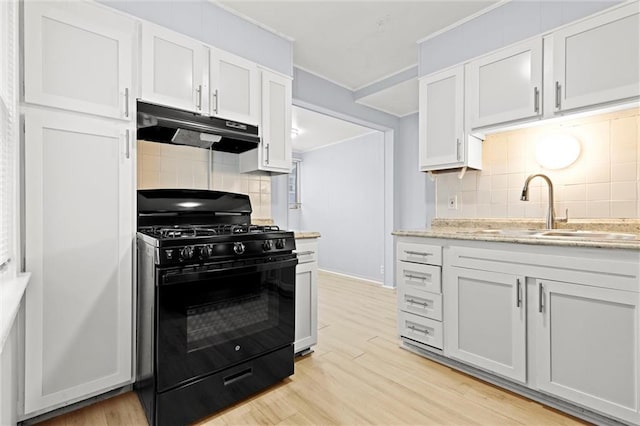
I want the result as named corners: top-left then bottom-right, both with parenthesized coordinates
top-left (288, 158), bottom-right (301, 209)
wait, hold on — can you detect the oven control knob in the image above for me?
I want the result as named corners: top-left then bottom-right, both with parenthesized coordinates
top-left (275, 238), bottom-right (286, 249)
top-left (200, 245), bottom-right (212, 259)
top-left (262, 240), bottom-right (273, 251)
top-left (180, 246), bottom-right (194, 260)
top-left (233, 242), bottom-right (245, 255)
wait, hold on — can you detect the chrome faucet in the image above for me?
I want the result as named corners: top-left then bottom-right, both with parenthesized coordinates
top-left (520, 174), bottom-right (568, 229)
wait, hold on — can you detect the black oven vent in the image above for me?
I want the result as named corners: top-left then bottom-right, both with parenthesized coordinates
top-left (137, 101), bottom-right (260, 154)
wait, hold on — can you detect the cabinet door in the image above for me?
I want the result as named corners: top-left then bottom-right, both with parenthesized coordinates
top-left (23, 109), bottom-right (133, 415)
top-left (466, 39), bottom-right (542, 129)
top-left (210, 48), bottom-right (260, 125)
top-left (418, 67), bottom-right (464, 171)
top-left (141, 22), bottom-right (206, 113)
top-left (444, 267), bottom-right (526, 383)
top-left (23, 1), bottom-right (135, 120)
top-left (553, 3), bottom-right (640, 112)
top-left (535, 280), bottom-right (640, 424)
top-left (294, 259), bottom-right (318, 354)
top-left (260, 69), bottom-right (292, 172)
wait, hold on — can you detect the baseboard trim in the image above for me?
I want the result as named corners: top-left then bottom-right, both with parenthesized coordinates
top-left (318, 269), bottom-right (385, 287)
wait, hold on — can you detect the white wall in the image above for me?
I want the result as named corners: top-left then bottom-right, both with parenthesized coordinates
top-left (100, 0), bottom-right (293, 77)
top-left (395, 113), bottom-right (435, 229)
top-left (296, 132), bottom-right (385, 283)
top-left (419, 0), bottom-right (622, 76)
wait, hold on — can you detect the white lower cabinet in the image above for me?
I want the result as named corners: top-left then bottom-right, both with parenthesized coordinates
top-left (535, 279), bottom-right (640, 424)
top-left (444, 267), bottom-right (526, 383)
top-left (398, 238), bottom-right (640, 424)
top-left (23, 108), bottom-right (134, 416)
top-left (294, 239), bottom-right (318, 354)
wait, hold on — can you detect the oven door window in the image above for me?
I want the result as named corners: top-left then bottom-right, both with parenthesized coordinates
top-left (156, 257), bottom-right (296, 392)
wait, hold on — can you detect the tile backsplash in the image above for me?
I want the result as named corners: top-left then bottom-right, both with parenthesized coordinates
top-left (137, 141), bottom-right (272, 219)
top-left (436, 108), bottom-right (640, 219)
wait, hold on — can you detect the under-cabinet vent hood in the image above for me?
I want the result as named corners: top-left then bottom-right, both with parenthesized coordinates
top-left (136, 101), bottom-right (260, 154)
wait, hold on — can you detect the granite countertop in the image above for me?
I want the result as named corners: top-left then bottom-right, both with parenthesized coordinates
top-left (393, 218), bottom-right (640, 250)
top-left (294, 231), bottom-right (321, 239)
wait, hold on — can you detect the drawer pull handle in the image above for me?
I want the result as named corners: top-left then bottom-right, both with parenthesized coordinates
top-left (408, 324), bottom-right (430, 336)
top-left (405, 274), bottom-right (427, 282)
top-left (405, 250), bottom-right (430, 257)
top-left (407, 298), bottom-right (430, 309)
top-left (296, 251), bottom-right (315, 256)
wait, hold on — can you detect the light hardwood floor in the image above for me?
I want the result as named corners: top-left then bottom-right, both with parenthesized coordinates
top-left (41, 271), bottom-right (586, 425)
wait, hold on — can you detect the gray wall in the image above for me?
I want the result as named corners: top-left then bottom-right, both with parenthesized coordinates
top-left (419, 0), bottom-right (622, 76)
top-left (296, 132), bottom-right (386, 283)
top-left (395, 113), bottom-right (435, 229)
top-left (100, 0), bottom-right (293, 76)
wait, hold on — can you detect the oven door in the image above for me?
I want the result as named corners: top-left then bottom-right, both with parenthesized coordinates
top-left (156, 254), bottom-right (297, 392)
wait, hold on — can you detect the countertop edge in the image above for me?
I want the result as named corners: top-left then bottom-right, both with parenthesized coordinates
top-left (1, 272), bottom-right (31, 350)
top-left (392, 230), bottom-right (640, 250)
top-left (294, 232), bottom-right (321, 239)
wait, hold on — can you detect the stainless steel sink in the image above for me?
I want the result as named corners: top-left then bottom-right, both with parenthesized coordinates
top-left (466, 229), bottom-right (545, 236)
top-left (462, 229), bottom-right (638, 241)
top-left (538, 230), bottom-right (637, 240)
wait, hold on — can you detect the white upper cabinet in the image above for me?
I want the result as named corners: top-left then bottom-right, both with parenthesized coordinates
top-left (23, 1), bottom-right (135, 120)
top-left (240, 68), bottom-right (292, 174)
top-left (210, 48), bottom-right (260, 125)
top-left (418, 66), bottom-right (481, 172)
top-left (553, 2), bottom-right (639, 113)
top-left (141, 22), bottom-right (207, 113)
top-left (466, 38), bottom-right (542, 129)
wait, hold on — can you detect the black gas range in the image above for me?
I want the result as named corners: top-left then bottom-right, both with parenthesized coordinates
top-left (135, 189), bottom-right (297, 426)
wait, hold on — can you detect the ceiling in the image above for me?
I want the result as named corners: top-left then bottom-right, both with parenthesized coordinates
top-left (292, 106), bottom-right (376, 153)
top-left (217, 1), bottom-right (497, 117)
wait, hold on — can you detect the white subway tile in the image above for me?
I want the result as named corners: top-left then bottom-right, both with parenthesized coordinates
top-left (611, 201), bottom-right (637, 218)
top-left (491, 174), bottom-right (508, 190)
top-left (586, 183), bottom-right (610, 201)
top-left (611, 181), bottom-right (637, 201)
top-left (585, 163), bottom-right (610, 184)
top-left (563, 184), bottom-right (586, 202)
top-left (564, 201), bottom-right (586, 219)
top-left (611, 162), bottom-right (637, 182)
top-left (586, 201), bottom-right (610, 218)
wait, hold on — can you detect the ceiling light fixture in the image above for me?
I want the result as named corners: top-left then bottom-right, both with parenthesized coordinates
top-left (535, 133), bottom-right (581, 170)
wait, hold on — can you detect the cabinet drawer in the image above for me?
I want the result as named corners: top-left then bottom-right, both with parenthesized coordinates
top-left (397, 242), bottom-right (442, 265)
top-left (295, 249), bottom-right (316, 264)
top-left (398, 288), bottom-right (442, 321)
top-left (398, 311), bottom-right (443, 349)
top-left (397, 262), bottom-right (441, 294)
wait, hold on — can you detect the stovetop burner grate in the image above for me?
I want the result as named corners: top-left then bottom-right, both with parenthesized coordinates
top-left (140, 224), bottom-right (282, 239)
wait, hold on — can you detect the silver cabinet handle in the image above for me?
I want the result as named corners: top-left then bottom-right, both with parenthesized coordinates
top-left (125, 129), bottom-right (130, 159)
top-left (196, 85), bottom-right (203, 110)
top-left (408, 324), bottom-right (430, 336)
top-left (456, 138), bottom-right (461, 161)
top-left (265, 144), bottom-right (270, 164)
top-left (555, 81), bottom-right (561, 109)
top-left (405, 273), bottom-right (427, 282)
top-left (212, 89), bottom-right (219, 114)
top-left (407, 298), bottom-right (430, 309)
top-left (538, 282), bottom-right (544, 313)
top-left (296, 250), bottom-right (315, 256)
top-left (516, 278), bottom-right (522, 308)
top-left (533, 87), bottom-right (539, 113)
top-left (124, 87), bottom-right (130, 118)
top-left (405, 250), bottom-right (430, 257)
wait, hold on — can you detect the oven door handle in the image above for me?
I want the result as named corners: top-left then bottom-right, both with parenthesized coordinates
top-left (160, 257), bottom-right (298, 285)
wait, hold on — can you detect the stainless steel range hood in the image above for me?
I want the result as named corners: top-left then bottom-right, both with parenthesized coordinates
top-left (136, 101), bottom-right (260, 153)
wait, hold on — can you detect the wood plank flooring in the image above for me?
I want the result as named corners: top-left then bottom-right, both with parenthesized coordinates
top-left (40, 271), bottom-right (586, 425)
